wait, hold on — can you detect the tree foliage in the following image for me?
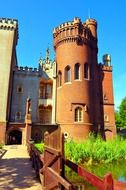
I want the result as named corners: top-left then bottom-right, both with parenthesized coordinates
top-left (115, 97), bottom-right (126, 128)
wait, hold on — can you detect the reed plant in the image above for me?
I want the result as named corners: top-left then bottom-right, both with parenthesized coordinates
top-left (65, 135), bottom-right (126, 164)
top-left (34, 135), bottom-right (126, 164)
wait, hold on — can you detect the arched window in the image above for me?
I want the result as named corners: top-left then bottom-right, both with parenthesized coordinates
top-left (84, 63), bottom-right (89, 79)
top-left (74, 63), bottom-right (80, 80)
top-left (58, 71), bottom-right (62, 87)
top-left (104, 114), bottom-right (109, 122)
top-left (65, 65), bottom-right (71, 82)
top-left (75, 107), bottom-right (83, 122)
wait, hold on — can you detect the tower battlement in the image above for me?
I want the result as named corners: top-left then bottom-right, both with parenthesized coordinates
top-left (0, 18), bottom-right (18, 30)
top-left (14, 66), bottom-right (39, 74)
top-left (53, 17), bottom-right (97, 49)
top-left (0, 18), bottom-right (19, 45)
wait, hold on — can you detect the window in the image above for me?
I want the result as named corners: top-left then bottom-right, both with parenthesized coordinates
top-left (15, 112), bottom-right (21, 120)
top-left (65, 65), bottom-right (71, 82)
top-left (104, 114), bottom-right (109, 122)
top-left (58, 71), bottom-right (62, 87)
top-left (40, 84), bottom-right (52, 99)
top-left (17, 86), bottom-right (23, 93)
top-left (75, 107), bottom-right (83, 122)
top-left (74, 63), bottom-right (80, 80)
top-left (84, 63), bottom-right (89, 79)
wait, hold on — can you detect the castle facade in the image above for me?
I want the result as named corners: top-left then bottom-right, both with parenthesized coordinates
top-left (0, 17), bottom-right (116, 144)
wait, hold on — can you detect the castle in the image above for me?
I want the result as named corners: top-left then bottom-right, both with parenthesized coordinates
top-left (0, 17), bottom-right (116, 145)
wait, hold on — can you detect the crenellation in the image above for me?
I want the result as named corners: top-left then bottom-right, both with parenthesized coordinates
top-left (0, 18), bottom-right (18, 31)
top-left (15, 66), bottom-right (39, 73)
top-left (53, 17), bottom-right (97, 49)
top-left (101, 65), bottom-right (112, 71)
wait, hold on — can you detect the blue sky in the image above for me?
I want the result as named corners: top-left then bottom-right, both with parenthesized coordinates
top-left (0, 0), bottom-right (126, 109)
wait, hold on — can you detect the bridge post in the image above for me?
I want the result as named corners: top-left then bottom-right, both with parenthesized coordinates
top-left (103, 173), bottom-right (114, 190)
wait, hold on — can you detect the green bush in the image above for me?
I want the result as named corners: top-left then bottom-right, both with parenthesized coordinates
top-left (34, 143), bottom-right (44, 153)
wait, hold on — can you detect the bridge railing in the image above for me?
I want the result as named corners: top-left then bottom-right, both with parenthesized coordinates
top-left (28, 128), bottom-right (126, 190)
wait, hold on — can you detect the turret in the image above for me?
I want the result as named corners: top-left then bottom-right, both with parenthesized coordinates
top-left (85, 18), bottom-right (97, 38)
top-left (103, 54), bottom-right (111, 66)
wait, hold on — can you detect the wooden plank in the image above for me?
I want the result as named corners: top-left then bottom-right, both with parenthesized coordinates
top-left (78, 165), bottom-right (104, 189)
top-left (47, 167), bottom-right (72, 190)
top-left (44, 181), bottom-right (58, 190)
top-left (45, 146), bottom-right (61, 156)
top-left (43, 128), bottom-right (64, 189)
top-left (40, 155), bottom-right (59, 174)
top-left (64, 159), bottom-right (78, 173)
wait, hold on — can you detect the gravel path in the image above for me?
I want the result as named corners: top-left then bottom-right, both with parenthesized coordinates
top-left (0, 145), bottom-right (42, 190)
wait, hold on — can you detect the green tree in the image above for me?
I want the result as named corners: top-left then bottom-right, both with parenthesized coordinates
top-left (119, 97), bottom-right (126, 128)
top-left (115, 97), bottom-right (126, 128)
top-left (115, 110), bottom-right (122, 128)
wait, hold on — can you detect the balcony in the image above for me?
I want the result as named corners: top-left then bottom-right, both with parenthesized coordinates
top-left (38, 98), bottom-right (52, 107)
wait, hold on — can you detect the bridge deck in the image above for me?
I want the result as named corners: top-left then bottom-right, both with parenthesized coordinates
top-left (0, 145), bottom-right (42, 190)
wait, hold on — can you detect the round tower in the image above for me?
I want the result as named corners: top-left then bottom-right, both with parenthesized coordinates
top-left (53, 17), bottom-right (98, 140)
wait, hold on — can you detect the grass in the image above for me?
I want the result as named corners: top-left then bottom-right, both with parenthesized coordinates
top-left (34, 135), bottom-right (126, 164)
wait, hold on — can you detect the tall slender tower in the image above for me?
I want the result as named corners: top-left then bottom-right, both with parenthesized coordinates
top-left (0, 18), bottom-right (18, 143)
top-left (53, 17), bottom-right (102, 140)
top-left (100, 55), bottom-right (116, 139)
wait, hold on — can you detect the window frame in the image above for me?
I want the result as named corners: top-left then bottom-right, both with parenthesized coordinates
top-left (74, 63), bottom-right (80, 80)
top-left (74, 107), bottom-right (83, 122)
top-left (84, 62), bottom-right (89, 79)
top-left (64, 65), bottom-right (71, 83)
top-left (57, 70), bottom-right (62, 87)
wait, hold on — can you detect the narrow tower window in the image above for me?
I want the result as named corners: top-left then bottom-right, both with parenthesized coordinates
top-left (65, 65), bottom-right (71, 82)
top-left (17, 86), bottom-right (23, 93)
top-left (74, 63), bottom-right (80, 80)
top-left (75, 107), bottom-right (83, 122)
top-left (58, 71), bottom-right (62, 87)
top-left (104, 114), bottom-right (109, 122)
top-left (84, 63), bottom-right (89, 79)
top-left (15, 112), bottom-right (21, 120)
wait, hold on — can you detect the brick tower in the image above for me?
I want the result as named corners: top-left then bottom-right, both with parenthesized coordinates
top-left (53, 17), bottom-right (116, 140)
top-left (100, 55), bottom-right (116, 139)
top-left (0, 18), bottom-right (18, 144)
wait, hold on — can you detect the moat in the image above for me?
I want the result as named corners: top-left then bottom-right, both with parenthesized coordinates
top-left (66, 160), bottom-right (126, 189)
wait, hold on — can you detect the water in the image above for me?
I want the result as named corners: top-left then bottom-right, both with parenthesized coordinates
top-left (65, 160), bottom-right (126, 190)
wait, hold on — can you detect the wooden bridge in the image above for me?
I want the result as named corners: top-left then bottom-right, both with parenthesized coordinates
top-left (28, 128), bottom-right (126, 190)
